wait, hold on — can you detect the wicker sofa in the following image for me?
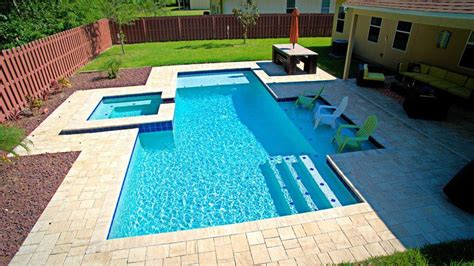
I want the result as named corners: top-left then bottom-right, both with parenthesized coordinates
top-left (398, 63), bottom-right (474, 100)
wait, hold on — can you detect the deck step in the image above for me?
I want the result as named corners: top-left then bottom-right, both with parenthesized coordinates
top-left (299, 155), bottom-right (342, 208)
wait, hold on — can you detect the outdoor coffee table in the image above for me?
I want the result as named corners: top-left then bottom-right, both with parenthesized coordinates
top-left (272, 44), bottom-right (318, 75)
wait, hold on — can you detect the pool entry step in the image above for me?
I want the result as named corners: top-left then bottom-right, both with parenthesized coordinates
top-left (260, 155), bottom-right (341, 216)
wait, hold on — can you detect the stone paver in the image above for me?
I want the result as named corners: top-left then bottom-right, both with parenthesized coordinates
top-left (10, 61), bottom-right (474, 265)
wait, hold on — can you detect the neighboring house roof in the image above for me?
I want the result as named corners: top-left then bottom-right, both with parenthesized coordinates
top-left (345, 0), bottom-right (474, 14)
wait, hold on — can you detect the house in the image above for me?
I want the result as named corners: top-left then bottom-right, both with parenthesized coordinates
top-left (178, 0), bottom-right (210, 10)
top-left (333, 0), bottom-right (474, 79)
top-left (210, 0), bottom-right (334, 14)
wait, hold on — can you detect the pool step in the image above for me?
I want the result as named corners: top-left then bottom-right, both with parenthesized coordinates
top-left (281, 156), bottom-right (319, 211)
top-left (259, 163), bottom-right (295, 216)
top-left (264, 156), bottom-right (317, 213)
top-left (299, 155), bottom-right (342, 208)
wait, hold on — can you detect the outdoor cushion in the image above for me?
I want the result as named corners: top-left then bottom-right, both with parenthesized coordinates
top-left (366, 72), bottom-right (385, 81)
top-left (429, 67), bottom-right (448, 79)
top-left (401, 71), bottom-right (416, 78)
top-left (464, 78), bottom-right (474, 90)
top-left (363, 64), bottom-right (369, 78)
top-left (420, 63), bottom-right (430, 74)
top-left (398, 63), bottom-right (408, 73)
top-left (410, 73), bottom-right (438, 83)
top-left (428, 80), bottom-right (457, 90)
top-left (445, 72), bottom-right (468, 86)
top-left (448, 87), bottom-right (472, 99)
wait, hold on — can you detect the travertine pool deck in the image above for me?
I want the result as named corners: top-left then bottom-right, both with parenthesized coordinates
top-left (10, 61), bottom-right (474, 265)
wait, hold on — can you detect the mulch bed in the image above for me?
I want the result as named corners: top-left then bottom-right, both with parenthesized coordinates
top-left (10, 67), bottom-right (151, 135)
top-left (69, 67), bottom-right (151, 90)
top-left (0, 152), bottom-right (80, 265)
top-left (0, 67), bottom-right (151, 264)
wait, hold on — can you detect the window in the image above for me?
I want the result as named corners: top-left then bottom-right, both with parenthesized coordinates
top-left (321, 0), bottom-right (330, 13)
top-left (286, 0), bottom-right (295, 13)
top-left (336, 6), bottom-right (345, 33)
top-left (392, 21), bottom-right (412, 51)
top-left (459, 31), bottom-right (474, 69)
top-left (367, 17), bottom-right (382, 43)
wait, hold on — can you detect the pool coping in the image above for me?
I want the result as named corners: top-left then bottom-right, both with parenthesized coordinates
top-left (59, 86), bottom-right (175, 135)
top-left (88, 68), bottom-right (370, 250)
top-left (86, 92), bottom-right (163, 121)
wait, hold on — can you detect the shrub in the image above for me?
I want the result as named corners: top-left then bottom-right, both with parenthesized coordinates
top-left (107, 57), bottom-right (122, 79)
top-left (58, 77), bottom-right (72, 89)
top-left (0, 1), bottom-right (104, 50)
top-left (31, 98), bottom-right (43, 109)
top-left (0, 125), bottom-right (31, 163)
top-left (50, 80), bottom-right (61, 94)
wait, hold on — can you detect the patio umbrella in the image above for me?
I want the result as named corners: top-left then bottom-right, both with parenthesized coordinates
top-left (290, 8), bottom-right (300, 49)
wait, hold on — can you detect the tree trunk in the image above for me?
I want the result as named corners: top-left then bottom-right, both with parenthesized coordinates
top-left (243, 27), bottom-right (247, 44)
top-left (119, 25), bottom-right (125, 54)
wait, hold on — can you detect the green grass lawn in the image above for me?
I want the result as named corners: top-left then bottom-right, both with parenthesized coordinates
top-left (142, 6), bottom-right (208, 17)
top-left (344, 239), bottom-right (474, 265)
top-left (82, 37), bottom-right (357, 78)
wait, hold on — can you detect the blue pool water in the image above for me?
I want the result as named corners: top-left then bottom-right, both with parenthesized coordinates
top-left (108, 70), bottom-right (360, 239)
top-left (88, 93), bottom-right (162, 120)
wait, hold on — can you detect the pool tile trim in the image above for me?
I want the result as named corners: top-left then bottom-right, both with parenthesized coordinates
top-left (59, 121), bottom-right (173, 135)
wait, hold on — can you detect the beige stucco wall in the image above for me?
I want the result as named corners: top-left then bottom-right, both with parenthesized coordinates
top-left (191, 0), bottom-right (210, 9)
top-left (222, 0), bottom-right (287, 14)
top-left (331, 0), bottom-right (348, 39)
top-left (296, 0), bottom-right (336, 14)
top-left (332, 2), bottom-right (474, 76)
top-left (296, 0), bottom-right (321, 13)
top-left (352, 16), bottom-right (474, 76)
top-left (220, 0), bottom-right (335, 14)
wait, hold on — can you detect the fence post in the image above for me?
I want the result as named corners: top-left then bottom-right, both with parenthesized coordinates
top-left (212, 16), bottom-right (216, 39)
top-left (0, 55), bottom-right (12, 121)
top-left (142, 18), bottom-right (148, 42)
top-left (178, 17), bottom-right (182, 41)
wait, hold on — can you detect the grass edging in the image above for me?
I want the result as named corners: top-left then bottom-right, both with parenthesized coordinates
top-left (342, 239), bottom-right (474, 265)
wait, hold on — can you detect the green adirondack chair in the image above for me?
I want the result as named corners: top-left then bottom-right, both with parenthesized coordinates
top-left (332, 115), bottom-right (378, 153)
top-left (295, 86), bottom-right (325, 110)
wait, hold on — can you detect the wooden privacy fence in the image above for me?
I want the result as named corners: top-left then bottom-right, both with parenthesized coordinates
top-left (0, 14), bottom-right (333, 122)
top-left (109, 13), bottom-right (333, 44)
top-left (0, 19), bottom-right (112, 122)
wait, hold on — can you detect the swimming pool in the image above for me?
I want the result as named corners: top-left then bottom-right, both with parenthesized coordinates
top-left (108, 70), bottom-right (360, 239)
top-left (88, 93), bottom-right (162, 120)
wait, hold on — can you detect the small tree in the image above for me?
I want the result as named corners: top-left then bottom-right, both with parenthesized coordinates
top-left (0, 125), bottom-right (31, 163)
top-left (102, 0), bottom-right (140, 54)
top-left (232, 0), bottom-right (259, 44)
top-left (137, 0), bottom-right (168, 17)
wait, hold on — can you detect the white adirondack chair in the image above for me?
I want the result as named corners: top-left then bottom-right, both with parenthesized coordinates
top-left (313, 96), bottom-right (349, 129)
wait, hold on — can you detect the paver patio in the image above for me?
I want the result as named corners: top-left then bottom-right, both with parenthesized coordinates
top-left (9, 61), bottom-right (474, 265)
